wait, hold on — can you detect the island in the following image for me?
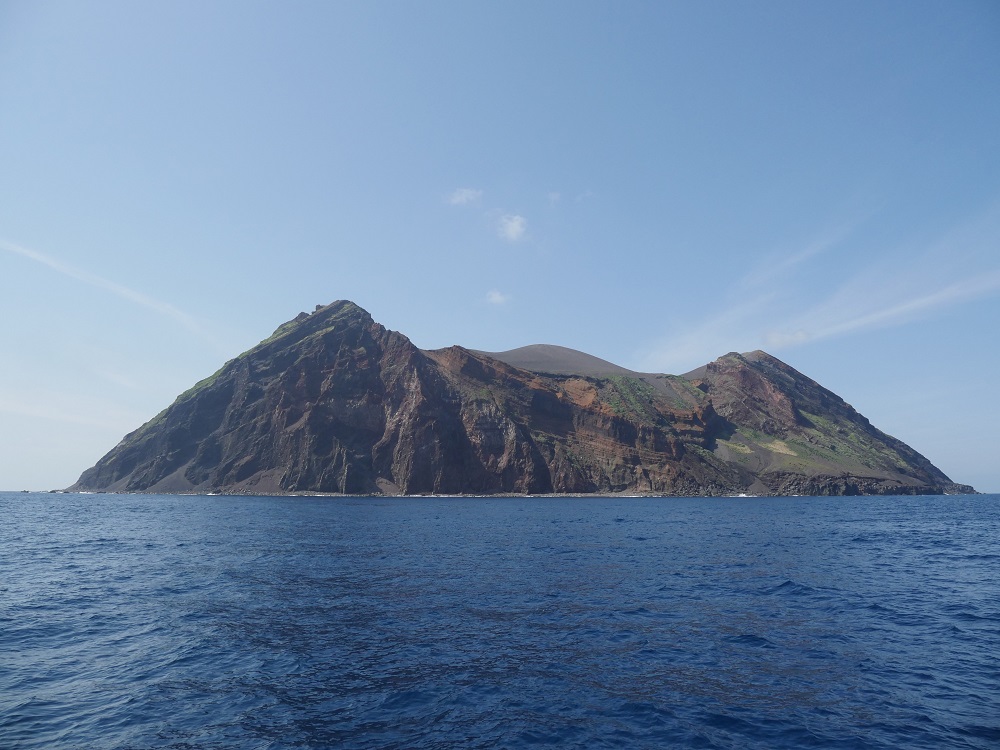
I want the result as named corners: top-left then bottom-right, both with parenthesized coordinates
top-left (71, 300), bottom-right (975, 496)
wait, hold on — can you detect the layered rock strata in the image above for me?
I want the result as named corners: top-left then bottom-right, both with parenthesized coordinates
top-left (72, 301), bottom-right (974, 496)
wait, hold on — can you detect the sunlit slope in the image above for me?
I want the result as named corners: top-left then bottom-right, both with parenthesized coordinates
top-left (683, 351), bottom-right (965, 495)
top-left (71, 302), bottom-right (973, 496)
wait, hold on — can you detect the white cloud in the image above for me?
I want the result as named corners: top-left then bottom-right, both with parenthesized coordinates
top-left (0, 239), bottom-right (203, 335)
top-left (91, 365), bottom-right (142, 391)
top-left (738, 221), bottom-right (858, 290)
top-left (0, 389), bottom-right (145, 430)
top-left (761, 329), bottom-right (811, 349)
top-left (448, 188), bottom-right (482, 206)
top-left (638, 295), bottom-right (775, 373)
top-left (497, 214), bottom-right (526, 242)
top-left (643, 264), bottom-right (1000, 374)
top-left (638, 203), bottom-right (1000, 373)
top-left (486, 290), bottom-right (510, 305)
top-left (766, 268), bottom-right (1000, 347)
top-left (547, 191), bottom-right (561, 205)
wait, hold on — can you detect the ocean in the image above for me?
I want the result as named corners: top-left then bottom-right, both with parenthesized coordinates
top-left (2, 491), bottom-right (998, 749)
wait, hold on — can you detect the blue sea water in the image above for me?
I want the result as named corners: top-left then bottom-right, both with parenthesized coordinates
top-left (2, 492), bottom-right (999, 749)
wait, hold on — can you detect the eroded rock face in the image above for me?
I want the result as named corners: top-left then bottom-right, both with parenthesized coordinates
top-left (72, 301), bottom-right (974, 496)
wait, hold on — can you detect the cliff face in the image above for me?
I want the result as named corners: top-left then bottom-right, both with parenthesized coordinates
top-left (683, 351), bottom-right (972, 496)
top-left (72, 301), bottom-right (974, 496)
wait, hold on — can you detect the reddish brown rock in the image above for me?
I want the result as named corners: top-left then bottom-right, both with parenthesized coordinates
top-left (71, 301), bottom-right (974, 496)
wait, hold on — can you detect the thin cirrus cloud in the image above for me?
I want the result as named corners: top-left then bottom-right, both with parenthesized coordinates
top-left (448, 187), bottom-right (483, 205)
top-left (0, 389), bottom-right (142, 430)
top-left (640, 205), bottom-right (1000, 373)
top-left (0, 238), bottom-right (203, 335)
top-left (764, 267), bottom-right (1000, 349)
top-left (737, 220), bottom-right (861, 291)
top-left (644, 265), bottom-right (1000, 374)
top-left (765, 202), bottom-right (1000, 348)
top-left (486, 289), bottom-right (510, 305)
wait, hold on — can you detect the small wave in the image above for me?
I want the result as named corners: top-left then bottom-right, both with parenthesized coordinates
top-left (763, 580), bottom-right (815, 596)
top-left (726, 633), bottom-right (776, 648)
top-left (378, 689), bottom-right (436, 712)
top-left (5, 492), bottom-right (1000, 750)
top-left (958, 724), bottom-right (1000, 742)
top-left (949, 610), bottom-right (1000, 623)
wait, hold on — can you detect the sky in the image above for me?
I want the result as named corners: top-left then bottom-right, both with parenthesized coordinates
top-left (1, 0), bottom-right (998, 492)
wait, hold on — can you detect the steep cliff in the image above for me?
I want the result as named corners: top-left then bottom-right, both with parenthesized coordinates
top-left (682, 351), bottom-right (972, 495)
top-left (71, 300), bottom-right (974, 496)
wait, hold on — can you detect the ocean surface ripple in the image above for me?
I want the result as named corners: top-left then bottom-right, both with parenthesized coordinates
top-left (2, 492), bottom-right (999, 749)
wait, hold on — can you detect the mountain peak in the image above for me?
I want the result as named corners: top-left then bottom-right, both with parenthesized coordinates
top-left (70, 303), bottom-right (975, 496)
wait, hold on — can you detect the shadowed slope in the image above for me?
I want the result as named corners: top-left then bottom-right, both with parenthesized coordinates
top-left (71, 301), bottom-right (974, 496)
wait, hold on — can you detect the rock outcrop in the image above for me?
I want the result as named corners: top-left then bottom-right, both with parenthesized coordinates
top-left (71, 300), bottom-right (975, 496)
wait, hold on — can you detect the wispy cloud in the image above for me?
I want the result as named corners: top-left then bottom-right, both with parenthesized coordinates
top-left (765, 268), bottom-right (1000, 348)
top-left (497, 214), bottom-right (526, 242)
top-left (446, 186), bottom-right (539, 244)
top-left (486, 289), bottom-right (510, 305)
top-left (738, 221), bottom-right (859, 290)
top-left (639, 295), bottom-right (776, 373)
top-left (639, 203), bottom-right (1000, 373)
top-left (448, 187), bottom-right (483, 206)
top-left (90, 365), bottom-right (142, 391)
top-left (0, 239), bottom-right (203, 334)
top-left (0, 390), bottom-right (144, 431)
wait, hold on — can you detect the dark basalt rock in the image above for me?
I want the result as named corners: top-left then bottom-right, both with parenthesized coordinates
top-left (71, 300), bottom-right (975, 496)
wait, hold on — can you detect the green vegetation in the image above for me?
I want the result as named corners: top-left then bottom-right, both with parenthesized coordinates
top-left (532, 431), bottom-right (555, 449)
top-left (798, 410), bottom-right (908, 471)
top-left (689, 444), bottom-right (721, 465)
top-left (658, 375), bottom-right (706, 409)
top-left (75, 297), bottom-right (956, 496)
top-left (737, 426), bottom-right (767, 443)
top-left (258, 318), bottom-right (304, 348)
top-left (241, 302), bottom-right (366, 360)
top-left (602, 376), bottom-right (659, 422)
top-left (176, 367), bottom-right (227, 402)
top-left (564, 446), bottom-right (584, 470)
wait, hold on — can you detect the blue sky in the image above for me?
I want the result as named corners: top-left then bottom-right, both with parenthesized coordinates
top-left (2, 0), bottom-right (998, 492)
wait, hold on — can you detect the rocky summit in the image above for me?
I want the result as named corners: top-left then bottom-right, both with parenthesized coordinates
top-left (72, 300), bottom-right (974, 496)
